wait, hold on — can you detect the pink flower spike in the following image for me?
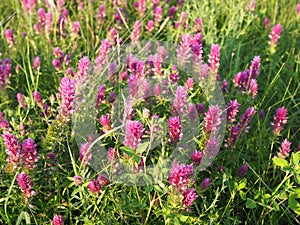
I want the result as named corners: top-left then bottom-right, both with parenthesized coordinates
top-left (123, 120), bottom-right (144, 150)
top-left (272, 106), bottom-right (288, 135)
top-left (52, 214), bottom-right (64, 225)
top-left (277, 139), bottom-right (291, 158)
top-left (17, 172), bottom-right (37, 200)
top-left (208, 44), bottom-right (220, 75)
top-left (22, 138), bottom-right (38, 169)
top-left (183, 188), bottom-right (198, 207)
top-left (204, 105), bottom-right (222, 133)
top-left (17, 93), bottom-right (26, 109)
top-left (59, 76), bottom-right (75, 117)
top-left (5, 30), bottom-right (14, 48)
top-left (269, 24), bottom-right (282, 46)
top-left (226, 100), bottom-right (240, 123)
top-left (168, 116), bottom-right (182, 142)
top-left (131, 21), bottom-right (141, 44)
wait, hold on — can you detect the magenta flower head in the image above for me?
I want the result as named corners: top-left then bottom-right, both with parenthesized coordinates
top-left (107, 147), bottom-right (117, 162)
top-left (238, 164), bottom-right (248, 179)
top-left (99, 115), bottom-right (111, 133)
top-left (203, 137), bottom-right (219, 161)
top-left (239, 107), bottom-right (256, 133)
top-left (271, 106), bottom-right (288, 135)
top-left (33, 91), bottom-right (43, 106)
top-left (250, 56), bottom-right (261, 79)
top-left (154, 6), bottom-right (163, 23)
top-left (79, 142), bottom-right (92, 166)
top-left (172, 86), bottom-right (188, 115)
top-left (269, 24), bottom-right (282, 53)
top-left (168, 116), bottom-right (182, 143)
top-left (22, 138), bottom-right (38, 169)
top-left (16, 93), bottom-right (26, 109)
top-left (97, 4), bottom-right (106, 21)
top-left (17, 172), bottom-right (37, 199)
top-left (124, 120), bottom-right (144, 150)
top-left (97, 174), bottom-right (109, 187)
top-left (76, 56), bottom-right (90, 81)
top-left (96, 85), bottom-right (106, 107)
top-left (176, 34), bottom-right (192, 67)
top-left (208, 44), bottom-right (220, 75)
top-left (248, 79), bottom-right (258, 98)
top-left (168, 163), bottom-right (194, 191)
top-left (169, 6), bottom-right (176, 19)
top-left (169, 65), bottom-right (179, 83)
top-left (45, 12), bottom-right (53, 34)
top-left (22, 0), bottom-right (36, 12)
top-left (264, 17), bottom-right (270, 29)
top-left (200, 177), bottom-right (211, 190)
top-left (185, 77), bottom-right (194, 90)
top-left (131, 21), bottom-right (141, 44)
top-left (33, 56), bottom-right (40, 70)
top-left (59, 76), bottom-right (75, 117)
top-left (183, 188), bottom-right (198, 207)
top-left (191, 150), bottom-right (202, 164)
top-left (52, 214), bottom-right (64, 225)
top-left (5, 30), bottom-right (14, 48)
top-left (87, 179), bottom-right (101, 194)
top-left (226, 124), bottom-right (241, 147)
top-left (73, 176), bottom-right (82, 186)
top-left (72, 21), bottom-right (80, 34)
top-left (277, 139), bottom-right (291, 158)
top-left (147, 20), bottom-right (154, 32)
top-left (134, 0), bottom-right (146, 16)
top-left (38, 8), bottom-right (46, 26)
top-left (2, 132), bottom-right (21, 168)
top-left (204, 105), bottom-right (222, 133)
top-left (297, 4), bottom-right (300, 15)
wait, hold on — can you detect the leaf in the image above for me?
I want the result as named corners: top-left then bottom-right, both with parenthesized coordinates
top-left (238, 178), bottom-right (247, 190)
top-left (120, 146), bottom-right (135, 157)
top-left (288, 191), bottom-right (300, 215)
top-left (292, 152), bottom-right (300, 165)
top-left (136, 142), bottom-right (149, 155)
top-left (145, 185), bottom-right (154, 194)
top-left (272, 157), bottom-right (289, 169)
top-left (133, 154), bottom-right (141, 164)
top-left (239, 190), bottom-right (246, 200)
top-left (246, 198), bottom-right (257, 209)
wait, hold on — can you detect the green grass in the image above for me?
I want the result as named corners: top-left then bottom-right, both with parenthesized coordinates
top-left (0, 0), bottom-right (300, 224)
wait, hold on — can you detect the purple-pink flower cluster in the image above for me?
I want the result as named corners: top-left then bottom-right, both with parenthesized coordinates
top-left (17, 172), bottom-right (37, 200)
top-left (59, 76), bottom-right (75, 117)
top-left (123, 120), bottom-right (144, 150)
top-left (0, 58), bottom-right (12, 89)
top-left (271, 106), bottom-right (288, 135)
top-left (234, 56), bottom-right (260, 98)
top-left (168, 163), bottom-right (198, 208)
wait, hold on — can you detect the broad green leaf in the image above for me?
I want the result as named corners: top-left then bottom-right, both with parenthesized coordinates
top-left (238, 178), bottom-right (247, 189)
top-left (136, 141), bottom-right (149, 154)
top-left (239, 190), bottom-right (246, 200)
top-left (288, 191), bottom-right (300, 215)
top-left (120, 146), bottom-right (135, 157)
top-left (246, 198), bottom-right (257, 209)
top-left (272, 157), bottom-right (289, 169)
top-left (292, 152), bottom-right (300, 165)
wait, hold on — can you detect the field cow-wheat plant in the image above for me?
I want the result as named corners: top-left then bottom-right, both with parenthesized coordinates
top-left (0, 0), bottom-right (300, 224)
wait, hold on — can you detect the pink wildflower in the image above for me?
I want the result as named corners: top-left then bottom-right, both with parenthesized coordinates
top-left (271, 106), bottom-right (288, 135)
top-left (183, 188), bottom-right (198, 207)
top-left (17, 172), bottom-right (37, 199)
top-left (168, 163), bottom-right (194, 191)
top-left (168, 116), bottom-right (182, 142)
top-left (204, 105), bottom-right (222, 133)
top-left (123, 120), bottom-right (144, 150)
top-left (22, 138), bottom-right (38, 169)
top-left (52, 214), bottom-right (64, 225)
top-left (277, 139), bottom-right (291, 158)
